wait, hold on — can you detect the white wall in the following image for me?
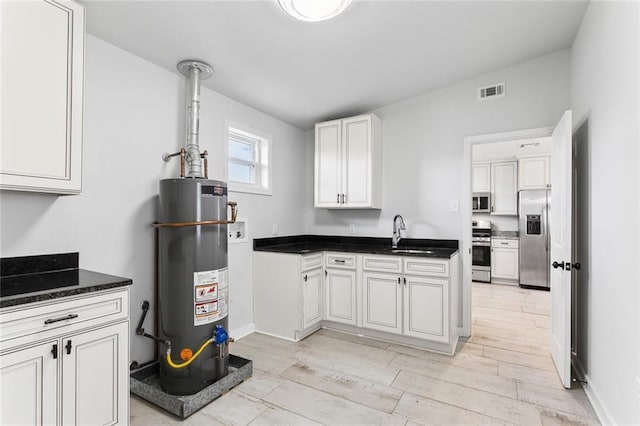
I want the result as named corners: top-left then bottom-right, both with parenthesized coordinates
top-left (0, 35), bottom-right (307, 363)
top-left (472, 213), bottom-right (518, 232)
top-left (571, 2), bottom-right (640, 424)
top-left (305, 49), bottom-right (570, 240)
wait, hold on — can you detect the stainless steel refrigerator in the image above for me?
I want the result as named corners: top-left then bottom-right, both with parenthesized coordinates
top-left (519, 189), bottom-right (550, 289)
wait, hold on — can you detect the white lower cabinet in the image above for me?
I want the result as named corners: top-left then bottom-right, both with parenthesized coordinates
top-left (361, 256), bottom-right (455, 345)
top-left (254, 250), bottom-right (460, 353)
top-left (325, 269), bottom-right (357, 325)
top-left (254, 252), bottom-right (324, 341)
top-left (491, 238), bottom-right (519, 282)
top-left (362, 272), bottom-right (402, 334)
top-left (62, 322), bottom-right (129, 425)
top-left (0, 288), bottom-right (130, 425)
top-left (302, 268), bottom-right (323, 330)
top-left (0, 341), bottom-right (58, 425)
top-left (403, 275), bottom-right (449, 342)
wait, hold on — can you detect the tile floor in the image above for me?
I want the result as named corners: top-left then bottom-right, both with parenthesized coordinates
top-left (130, 283), bottom-right (599, 425)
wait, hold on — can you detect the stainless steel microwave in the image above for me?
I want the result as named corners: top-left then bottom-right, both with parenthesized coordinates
top-left (472, 192), bottom-right (491, 213)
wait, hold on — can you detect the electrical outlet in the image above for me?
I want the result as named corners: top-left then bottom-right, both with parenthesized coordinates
top-left (349, 224), bottom-right (356, 234)
top-left (272, 224), bottom-right (278, 235)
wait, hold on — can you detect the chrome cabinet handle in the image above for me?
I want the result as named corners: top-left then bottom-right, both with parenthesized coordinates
top-left (44, 314), bottom-right (78, 325)
top-left (337, 194), bottom-right (340, 203)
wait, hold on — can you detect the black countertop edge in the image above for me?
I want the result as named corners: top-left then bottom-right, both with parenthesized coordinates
top-left (253, 235), bottom-right (459, 258)
top-left (1, 252), bottom-right (78, 277)
top-left (1, 269), bottom-right (132, 309)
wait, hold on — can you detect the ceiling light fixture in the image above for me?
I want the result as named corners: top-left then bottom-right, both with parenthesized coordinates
top-left (278, 0), bottom-right (352, 22)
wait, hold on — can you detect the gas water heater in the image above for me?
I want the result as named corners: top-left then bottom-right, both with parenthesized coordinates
top-left (154, 60), bottom-right (236, 395)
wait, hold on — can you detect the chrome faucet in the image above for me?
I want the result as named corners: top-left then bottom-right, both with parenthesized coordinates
top-left (392, 214), bottom-right (406, 248)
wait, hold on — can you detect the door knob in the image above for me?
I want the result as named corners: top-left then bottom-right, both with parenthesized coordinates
top-left (571, 262), bottom-right (581, 270)
top-left (552, 261), bottom-right (565, 269)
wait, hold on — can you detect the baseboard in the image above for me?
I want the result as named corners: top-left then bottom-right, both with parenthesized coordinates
top-left (458, 326), bottom-right (471, 338)
top-left (580, 373), bottom-right (616, 426)
top-left (230, 323), bottom-right (256, 340)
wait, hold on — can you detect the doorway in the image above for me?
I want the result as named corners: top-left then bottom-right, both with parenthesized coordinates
top-left (461, 111), bottom-right (576, 389)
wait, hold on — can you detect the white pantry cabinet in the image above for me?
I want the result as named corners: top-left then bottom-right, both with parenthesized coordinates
top-left (490, 161), bottom-right (518, 215)
top-left (0, 288), bottom-right (130, 425)
top-left (491, 238), bottom-right (519, 282)
top-left (518, 156), bottom-right (550, 190)
top-left (254, 252), bottom-right (323, 341)
top-left (472, 162), bottom-right (491, 193)
top-left (0, 0), bottom-right (84, 194)
top-left (324, 253), bottom-right (357, 326)
top-left (315, 114), bottom-right (382, 209)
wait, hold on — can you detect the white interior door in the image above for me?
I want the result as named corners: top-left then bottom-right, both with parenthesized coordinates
top-left (550, 110), bottom-right (573, 388)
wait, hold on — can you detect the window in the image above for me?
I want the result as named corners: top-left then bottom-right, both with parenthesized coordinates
top-left (227, 124), bottom-right (271, 195)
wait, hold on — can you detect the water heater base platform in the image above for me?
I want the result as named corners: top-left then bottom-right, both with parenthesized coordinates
top-left (130, 355), bottom-right (253, 419)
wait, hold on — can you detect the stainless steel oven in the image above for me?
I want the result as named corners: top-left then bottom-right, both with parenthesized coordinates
top-left (472, 220), bottom-right (491, 282)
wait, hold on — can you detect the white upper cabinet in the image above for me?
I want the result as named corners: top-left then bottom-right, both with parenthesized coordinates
top-left (315, 114), bottom-right (382, 209)
top-left (490, 161), bottom-right (518, 215)
top-left (0, 0), bottom-right (84, 194)
top-left (472, 162), bottom-right (491, 192)
top-left (518, 156), bottom-right (550, 190)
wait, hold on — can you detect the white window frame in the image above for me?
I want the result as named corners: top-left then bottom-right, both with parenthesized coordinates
top-left (226, 122), bottom-right (272, 196)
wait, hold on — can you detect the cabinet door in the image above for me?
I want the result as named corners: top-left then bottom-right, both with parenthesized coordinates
top-left (342, 115), bottom-right (372, 207)
top-left (0, 341), bottom-right (58, 425)
top-left (403, 276), bottom-right (449, 343)
top-left (491, 248), bottom-right (519, 280)
top-left (518, 157), bottom-right (550, 190)
top-left (491, 161), bottom-right (518, 215)
top-left (301, 269), bottom-right (323, 330)
top-left (362, 272), bottom-right (402, 334)
top-left (472, 163), bottom-right (491, 192)
top-left (315, 120), bottom-right (342, 207)
top-left (61, 321), bottom-right (129, 426)
top-left (0, 0), bottom-right (84, 194)
top-left (325, 269), bottom-right (357, 325)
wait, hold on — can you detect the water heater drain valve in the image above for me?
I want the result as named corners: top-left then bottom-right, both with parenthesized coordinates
top-left (215, 325), bottom-right (228, 345)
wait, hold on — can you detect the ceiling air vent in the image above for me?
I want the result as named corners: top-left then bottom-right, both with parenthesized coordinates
top-left (478, 83), bottom-right (505, 101)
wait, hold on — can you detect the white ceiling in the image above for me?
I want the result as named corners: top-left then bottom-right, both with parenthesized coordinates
top-left (82, 0), bottom-right (589, 130)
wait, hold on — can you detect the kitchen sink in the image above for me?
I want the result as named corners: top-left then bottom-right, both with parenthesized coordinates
top-left (390, 249), bottom-right (436, 255)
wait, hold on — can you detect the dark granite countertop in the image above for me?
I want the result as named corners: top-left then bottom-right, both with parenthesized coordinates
top-left (1, 253), bottom-right (132, 308)
top-left (254, 235), bottom-right (459, 259)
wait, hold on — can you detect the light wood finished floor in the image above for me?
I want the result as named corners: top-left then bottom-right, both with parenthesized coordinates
top-left (130, 283), bottom-right (599, 425)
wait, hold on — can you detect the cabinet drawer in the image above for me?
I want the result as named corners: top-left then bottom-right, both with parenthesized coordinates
top-left (362, 255), bottom-right (402, 273)
top-left (0, 289), bottom-right (129, 345)
top-left (301, 253), bottom-right (323, 271)
top-left (491, 239), bottom-right (519, 249)
top-left (325, 253), bottom-right (356, 270)
top-left (403, 258), bottom-right (449, 278)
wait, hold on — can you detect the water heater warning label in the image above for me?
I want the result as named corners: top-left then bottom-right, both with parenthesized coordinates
top-left (193, 268), bottom-right (228, 326)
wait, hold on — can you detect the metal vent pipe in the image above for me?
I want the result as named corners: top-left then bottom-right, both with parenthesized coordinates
top-left (177, 60), bottom-right (213, 178)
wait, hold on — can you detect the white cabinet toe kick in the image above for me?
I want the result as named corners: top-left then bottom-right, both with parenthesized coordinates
top-left (254, 251), bottom-right (460, 355)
